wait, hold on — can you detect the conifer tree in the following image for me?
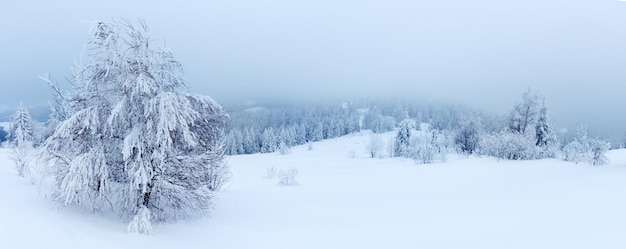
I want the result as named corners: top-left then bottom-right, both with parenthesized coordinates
top-left (8, 102), bottom-right (36, 176)
top-left (535, 100), bottom-right (558, 157)
top-left (394, 118), bottom-right (414, 157)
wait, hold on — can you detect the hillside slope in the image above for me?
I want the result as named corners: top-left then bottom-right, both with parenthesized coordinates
top-left (2, 131), bottom-right (626, 249)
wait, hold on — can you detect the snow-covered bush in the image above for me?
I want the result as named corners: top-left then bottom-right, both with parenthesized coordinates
top-left (264, 167), bottom-right (277, 179)
top-left (410, 133), bottom-right (436, 164)
top-left (278, 141), bottom-right (291, 155)
top-left (562, 126), bottom-right (610, 165)
top-left (37, 20), bottom-right (229, 234)
top-left (278, 168), bottom-right (298, 186)
top-left (589, 139), bottom-right (610, 166)
top-left (480, 131), bottom-right (540, 160)
top-left (368, 134), bottom-right (384, 158)
top-left (410, 130), bottom-right (451, 164)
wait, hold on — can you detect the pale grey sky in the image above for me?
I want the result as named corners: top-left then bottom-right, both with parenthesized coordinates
top-left (1, 0), bottom-right (625, 141)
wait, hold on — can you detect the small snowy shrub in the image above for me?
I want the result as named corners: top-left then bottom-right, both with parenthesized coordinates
top-left (481, 131), bottom-right (540, 160)
top-left (410, 134), bottom-right (436, 164)
top-left (207, 161), bottom-right (232, 191)
top-left (264, 167), bottom-right (277, 179)
top-left (590, 139), bottom-right (610, 166)
top-left (278, 168), bottom-right (298, 186)
top-left (10, 148), bottom-right (32, 178)
top-left (368, 134), bottom-right (383, 158)
top-left (348, 149), bottom-right (356, 158)
top-left (127, 206), bottom-right (153, 235)
top-left (278, 141), bottom-right (291, 155)
top-left (562, 127), bottom-right (610, 165)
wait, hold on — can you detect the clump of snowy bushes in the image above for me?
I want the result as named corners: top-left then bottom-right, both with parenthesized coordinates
top-left (278, 168), bottom-right (299, 186)
top-left (562, 126), bottom-right (610, 165)
top-left (390, 118), bottom-right (452, 164)
top-left (456, 90), bottom-right (562, 161)
top-left (480, 131), bottom-right (541, 160)
top-left (32, 19), bottom-right (230, 235)
top-left (264, 167), bottom-right (299, 186)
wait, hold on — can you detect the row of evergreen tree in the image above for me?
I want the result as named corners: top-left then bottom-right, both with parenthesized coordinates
top-left (224, 100), bottom-right (473, 155)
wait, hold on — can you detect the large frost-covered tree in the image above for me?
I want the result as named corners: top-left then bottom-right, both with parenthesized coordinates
top-left (38, 20), bottom-right (228, 234)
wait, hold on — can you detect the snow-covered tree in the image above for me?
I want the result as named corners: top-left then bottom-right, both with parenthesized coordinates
top-left (589, 139), bottom-right (610, 166)
top-left (508, 89), bottom-right (540, 135)
top-left (38, 20), bottom-right (229, 234)
top-left (394, 118), bottom-right (414, 157)
top-left (454, 113), bottom-right (482, 154)
top-left (8, 103), bottom-right (36, 176)
top-left (7, 103), bottom-right (35, 149)
top-left (534, 100), bottom-right (558, 158)
top-left (260, 127), bottom-right (277, 153)
top-left (368, 133), bottom-right (383, 158)
top-left (410, 132), bottom-right (436, 164)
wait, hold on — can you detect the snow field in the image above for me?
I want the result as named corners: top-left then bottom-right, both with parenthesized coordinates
top-left (2, 131), bottom-right (626, 249)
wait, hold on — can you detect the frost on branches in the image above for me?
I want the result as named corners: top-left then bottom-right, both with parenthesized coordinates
top-left (38, 20), bottom-right (228, 234)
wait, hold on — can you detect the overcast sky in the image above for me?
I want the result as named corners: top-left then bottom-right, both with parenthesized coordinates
top-left (1, 0), bottom-right (625, 140)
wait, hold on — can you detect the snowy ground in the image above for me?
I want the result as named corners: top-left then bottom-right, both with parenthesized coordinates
top-left (2, 131), bottom-right (626, 249)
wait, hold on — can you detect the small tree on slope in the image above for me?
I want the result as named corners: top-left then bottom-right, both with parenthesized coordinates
top-left (394, 118), bottom-right (414, 157)
top-left (8, 103), bottom-right (36, 176)
top-left (455, 113), bottom-right (482, 155)
top-left (534, 100), bottom-right (558, 158)
top-left (38, 20), bottom-right (229, 234)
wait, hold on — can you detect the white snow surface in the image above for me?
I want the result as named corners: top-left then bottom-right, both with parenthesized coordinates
top-left (2, 130), bottom-right (626, 248)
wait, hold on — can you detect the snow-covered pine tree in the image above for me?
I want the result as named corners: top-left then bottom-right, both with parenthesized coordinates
top-left (394, 118), bottom-right (414, 157)
top-left (38, 20), bottom-right (228, 234)
top-left (7, 103), bottom-right (35, 149)
top-left (8, 102), bottom-right (36, 176)
top-left (534, 100), bottom-right (558, 158)
top-left (260, 127), bottom-right (277, 153)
